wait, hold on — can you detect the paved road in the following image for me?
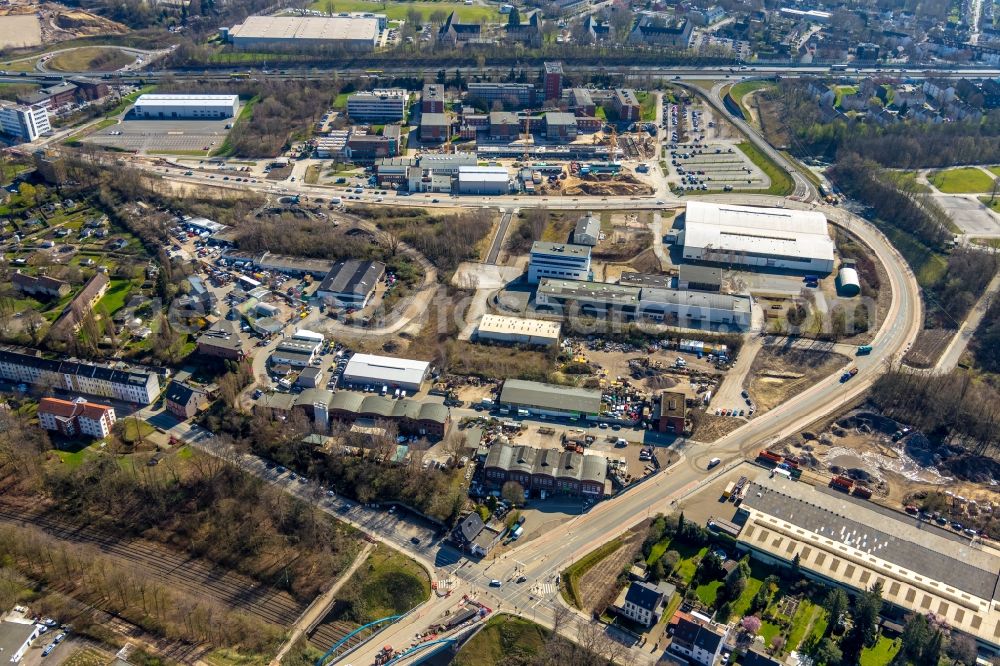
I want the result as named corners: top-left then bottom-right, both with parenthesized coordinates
top-left (487, 210), bottom-right (514, 265)
top-left (933, 271), bottom-right (1000, 373)
top-left (165, 198), bottom-right (922, 666)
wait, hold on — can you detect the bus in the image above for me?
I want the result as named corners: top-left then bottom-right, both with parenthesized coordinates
top-left (830, 64), bottom-right (848, 72)
top-left (857, 345), bottom-right (873, 355)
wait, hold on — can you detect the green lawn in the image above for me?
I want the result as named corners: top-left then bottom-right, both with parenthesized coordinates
top-left (673, 544), bottom-right (707, 584)
top-left (880, 226), bottom-right (948, 287)
top-left (760, 620), bottom-right (782, 644)
top-left (307, 0), bottom-right (498, 22)
top-left (47, 46), bottom-right (133, 73)
top-left (107, 85), bottom-right (156, 117)
top-left (785, 600), bottom-right (825, 652)
top-left (728, 81), bottom-right (773, 120)
top-left (594, 105), bottom-right (607, 120)
top-left (889, 170), bottom-right (931, 194)
top-left (833, 85), bottom-right (858, 108)
top-left (453, 615), bottom-right (549, 666)
top-left (928, 167), bottom-right (995, 193)
top-left (989, 166), bottom-right (1000, 178)
top-left (636, 91), bottom-right (657, 122)
top-left (337, 548), bottom-right (430, 624)
top-left (55, 446), bottom-right (98, 470)
top-left (333, 92), bottom-right (351, 109)
top-left (95, 279), bottom-right (132, 315)
top-left (728, 576), bottom-right (763, 619)
top-left (860, 636), bottom-right (901, 666)
top-left (694, 579), bottom-right (723, 607)
top-left (736, 141), bottom-right (794, 196)
top-left (121, 418), bottom-right (154, 444)
top-left (213, 95), bottom-right (259, 157)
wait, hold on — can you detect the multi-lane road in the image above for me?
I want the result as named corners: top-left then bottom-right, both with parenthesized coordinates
top-left (51, 59), bottom-right (931, 664)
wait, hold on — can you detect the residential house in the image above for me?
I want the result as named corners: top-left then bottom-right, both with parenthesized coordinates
top-left (450, 512), bottom-right (504, 556)
top-left (614, 581), bottom-right (675, 627)
top-left (582, 15), bottom-right (611, 42)
top-left (38, 396), bottom-right (117, 438)
top-left (12, 271), bottom-right (70, 299)
top-left (49, 272), bottom-right (110, 339)
top-left (0, 620), bottom-right (42, 665)
top-left (667, 610), bottom-right (728, 666)
top-left (165, 381), bottom-right (206, 420)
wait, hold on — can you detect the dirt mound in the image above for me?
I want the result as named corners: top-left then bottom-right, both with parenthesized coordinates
top-left (937, 454), bottom-right (1000, 484)
top-left (54, 8), bottom-right (127, 34)
top-left (563, 174), bottom-right (654, 197)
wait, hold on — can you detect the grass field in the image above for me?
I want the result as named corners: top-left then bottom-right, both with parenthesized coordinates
top-left (61, 648), bottom-right (112, 666)
top-left (694, 579), bottom-right (722, 606)
top-left (121, 418), bottom-right (154, 444)
top-left (95, 279), bottom-right (132, 315)
top-left (889, 170), bottom-right (932, 193)
top-left (453, 615), bottom-right (549, 666)
top-left (989, 166), bottom-right (1000, 178)
top-left (928, 167), bottom-right (995, 193)
top-left (860, 635), bottom-right (901, 666)
top-left (307, 0), bottom-right (498, 22)
top-left (736, 141), bottom-right (794, 196)
top-left (728, 80), bottom-right (773, 120)
top-left (636, 91), bottom-right (656, 122)
top-left (48, 46), bottom-right (133, 73)
top-left (337, 547), bottom-right (430, 624)
top-left (833, 85), bottom-right (858, 108)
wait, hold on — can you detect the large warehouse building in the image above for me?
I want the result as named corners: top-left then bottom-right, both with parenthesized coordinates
top-left (227, 16), bottom-right (380, 51)
top-left (737, 473), bottom-right (1000, 656)
top-left (132, 94), bottom-right (239, 120)
top-left (681, 201), bottom-right (835, 273)
top-left (499, 379), bottom-right (602, 419)
top-left (342, 354), bottom-right (430, 393)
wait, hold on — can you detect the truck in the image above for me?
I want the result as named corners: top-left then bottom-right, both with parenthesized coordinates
top-left (856, 345), bottom-right (873, 355)
top-left (722, 481), bottom-right (736, 499)
top-left (831, 475), bottom-right (854, 491)
top-left (840, 367), bottom-right (859, 382)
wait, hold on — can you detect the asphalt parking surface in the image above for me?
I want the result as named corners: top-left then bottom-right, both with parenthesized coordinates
top-left (85, 114), bottom-right (236, 154)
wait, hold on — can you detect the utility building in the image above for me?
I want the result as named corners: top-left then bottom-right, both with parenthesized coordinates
top-left (498, 379), bottom-right (602, 419)
top-left (227, 16), bottom-right (380, 51)
top-left (316, 260), bottom-right (386, 308)
top-left (681, 201), bottom-right (835, 273)
top-left (475, 315), bottom-right (561, 346)
top-left (456, 166), bottom-right (510, 195)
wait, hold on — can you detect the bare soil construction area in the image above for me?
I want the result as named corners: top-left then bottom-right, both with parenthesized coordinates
top-left (903, 328), bottom-right (953, 368)
top-left (773, 409), bottom-right (1000, 535)
top-left (747, 346), bottom-right (849, 414)
top-left (0, 14), bottom-right (40, 48)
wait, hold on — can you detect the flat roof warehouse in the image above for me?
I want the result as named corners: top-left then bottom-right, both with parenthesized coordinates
top-left (229, 16), bottom-right (380, 41)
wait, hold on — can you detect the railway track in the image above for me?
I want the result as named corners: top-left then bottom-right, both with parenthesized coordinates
top-left (0, 504), bottom-right (306, 628)
top-left (308, 617), bottom-right (366, 654)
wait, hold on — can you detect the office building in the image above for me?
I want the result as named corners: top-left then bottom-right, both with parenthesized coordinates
top-left (544, 111), bottom-right (578, 140)
top-left (543, 61), bottom-right (564, 101)
top-left (475, 315), bottom-right (561, 346)
top-left (316, 259), bottom-right (386, 308)
top-left (681, 201), bottom-right (836, 273)
top-left (227, 15), bottom-right (379, 51)
top-left (567, 88), bottom-right (596, 116)
top-left (421, 83), bottom-right (445, 113)
top-left (132, 94), bottom-right (239, 120)
top-left (346, 89), bottom-right (407, 121)
top-left (341, 353), bottom-right (430, 393)
top-left (0, 102), bottom-right (50, 142)
top-left (38, 396), bottom-right (117, 439)
top-left (653, 391), bottom-right (687, 433)
top-left (420, 112), bottom-right (450, 142)
top-left (0, 348), bottom-right (161, 405)
top-left (536, 278), bottom-right (640, 314)
top-left (467, 82), bottom-right (537, 109)
top-left (527, 241), bottom-right (592, 283)
top-left (629, 15), bottom-right (693, 47)
top-left (611, 88), bottom-right (640, 122)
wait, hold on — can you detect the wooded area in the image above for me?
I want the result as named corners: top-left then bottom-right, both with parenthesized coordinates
top-left (764, 81), bottom-right (1000, 168)
top-left (870, 369), bottom-right (1000, 456)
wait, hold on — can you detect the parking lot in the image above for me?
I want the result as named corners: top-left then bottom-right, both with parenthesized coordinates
top-left (84, 113), bottom-right (237, 155)
top-left (666, 143), bottom-right (768, 191)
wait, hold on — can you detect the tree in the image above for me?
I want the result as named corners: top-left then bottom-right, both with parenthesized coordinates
top-left (722, 563), bottom-right (746, 604)
top-left (17, 182), bottom-right (36, 207)
top-left (946, 633), bottom-right (978, 666)
top-left (900, 613), bottom-right (932, 664)
top-left (507, 5), bottom-right (520, 26)
top-left (501, 480), bottom-right (525, 506)
top-left (991, 176), bottom-right (1000, 203)
top-left (822, 588), bottom-right (849, 636)
top-left (813, 637), bottom-right (843, 666)
top-left (842, 584), bottom-right (883, 664)
top-left (663, 550), bottom-right (680, 575)
top-left (741, 615), bottom-right (761, 635)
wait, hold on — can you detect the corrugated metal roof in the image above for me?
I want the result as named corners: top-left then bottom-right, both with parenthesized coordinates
top-left (499, 379), bottom-right (601, 414)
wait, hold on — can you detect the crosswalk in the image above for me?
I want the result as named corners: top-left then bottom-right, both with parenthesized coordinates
top-left (434, 578), bottom-right (457, 592)
top-left (532, 582), bottom-right (556, 596)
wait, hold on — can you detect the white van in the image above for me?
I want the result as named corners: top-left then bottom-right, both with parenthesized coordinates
top-left (708, 457), bottom-right (721, 469)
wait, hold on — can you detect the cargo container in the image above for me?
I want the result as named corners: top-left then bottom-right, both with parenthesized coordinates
top-left (722, 481), bottom-right (735, 499)
top-left (831, 475), bottom-right (854, 491)
top-left (853, 486), bottom-right (873, 499)
top-left (758, 449), bottom-right (782, 464)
